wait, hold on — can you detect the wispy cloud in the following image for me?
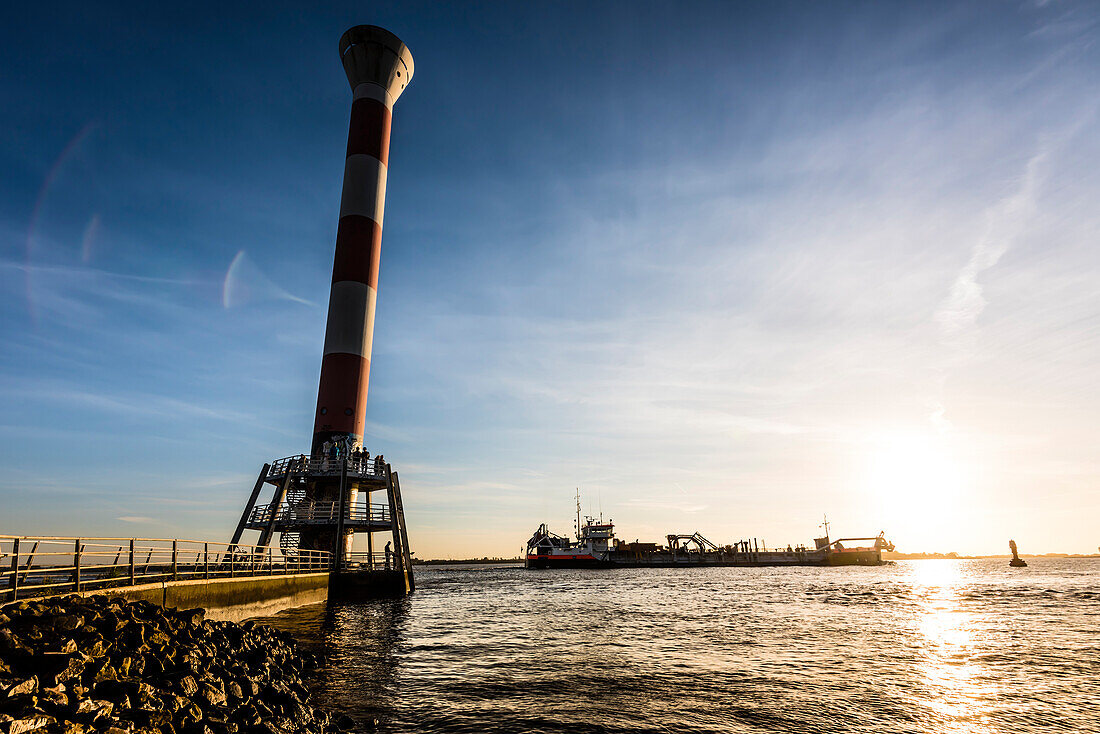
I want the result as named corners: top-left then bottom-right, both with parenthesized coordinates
top-left (0, 378), bottom-right (257, 425)
top-left (222, 251), bottom-right (314, 309)
top-left (0, 259), bottom-right (208, 286)
top-left (935, 151), bottom-right (1047, 337)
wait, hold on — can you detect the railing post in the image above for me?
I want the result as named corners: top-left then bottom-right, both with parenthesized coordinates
top-left (9, 538), bottom-right (19, 601)
top-left (335, 457), bottom-right (348, 570)
top-left (229, 463), bottom-right (270, 553)
top-left (74, 539), bottom-right (82, 593)
top-left (204, 543), bottom-right (210, 579)
top-left (19, 542), bottom-right (40, 585)
top-left (172, 539), bottom-right (178, 581)
top-left (129, 539), bottom-right (135, 585)
top-left (250, 548), bottom-right (256, 576)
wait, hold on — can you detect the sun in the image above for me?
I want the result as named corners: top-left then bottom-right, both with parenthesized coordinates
top-left (861, 431), bottom-right (968, 545)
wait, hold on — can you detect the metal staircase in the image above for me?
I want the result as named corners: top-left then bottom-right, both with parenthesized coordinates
top-left (279, 531), bottom-right (300, 557)
top-left (285, 484), bottom-right (307, 506)
top-left (278, 483), bottom-right (306, 556)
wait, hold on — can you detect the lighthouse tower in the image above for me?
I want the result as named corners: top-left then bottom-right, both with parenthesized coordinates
top-left (228, 26), bottom-right (416, 594)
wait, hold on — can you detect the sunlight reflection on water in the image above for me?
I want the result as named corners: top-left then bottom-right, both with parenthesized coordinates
top-left (910, 561), bottom-right (997, 733)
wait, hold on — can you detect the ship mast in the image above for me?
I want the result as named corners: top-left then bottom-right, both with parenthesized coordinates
top-left (575, 488), bottom-right (581, 541)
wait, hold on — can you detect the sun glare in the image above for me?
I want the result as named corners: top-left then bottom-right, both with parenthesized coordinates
top-left (862, 432), bottom-right (969, 547)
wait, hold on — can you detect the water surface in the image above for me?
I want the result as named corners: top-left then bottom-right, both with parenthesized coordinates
top-left (258, 559), bottom-right (1100, 733)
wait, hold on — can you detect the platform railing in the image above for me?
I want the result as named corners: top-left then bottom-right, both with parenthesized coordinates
top-left (0, 536), bottom-right (331, 603)
top-left (342, 551), bottom-right (395, 570)
top-left (248, 500), bottom-right (390, 525)
top-left (267, 455), bottom-right (387, 479)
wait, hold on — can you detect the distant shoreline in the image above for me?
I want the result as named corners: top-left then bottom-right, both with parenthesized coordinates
top-left (883, 552), bottom-right (1100, 560)
top-left (413, 558), bottom-right (525, 565)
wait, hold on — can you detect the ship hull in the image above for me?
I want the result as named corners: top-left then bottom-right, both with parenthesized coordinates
top-left (526, 554), bottom-right (611, 569)
top-left (825, 550), bottom-right (884, 566)
top-left (526, 549), bottom-right (885, 568)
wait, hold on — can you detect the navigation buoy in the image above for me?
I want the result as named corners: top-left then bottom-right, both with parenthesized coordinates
top-left (1009, 539), bottom-right (1027, 568)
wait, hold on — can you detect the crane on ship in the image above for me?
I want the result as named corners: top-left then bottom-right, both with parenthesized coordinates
top-left (666, 533), bottom-right (720, 554)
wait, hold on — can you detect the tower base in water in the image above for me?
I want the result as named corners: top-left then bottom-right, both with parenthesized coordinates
top-left (228, 454), bottom-right (414, 596)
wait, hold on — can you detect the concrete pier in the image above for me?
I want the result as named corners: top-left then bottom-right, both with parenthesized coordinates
top-left (62, 572), bottom-right (331, 622)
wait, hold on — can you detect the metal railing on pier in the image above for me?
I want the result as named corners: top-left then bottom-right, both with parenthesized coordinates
top-left (0, 536), bottom-right (330, 603)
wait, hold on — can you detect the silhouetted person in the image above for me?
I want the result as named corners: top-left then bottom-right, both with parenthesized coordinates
top-left (385, 541), bottom-right (393, 570)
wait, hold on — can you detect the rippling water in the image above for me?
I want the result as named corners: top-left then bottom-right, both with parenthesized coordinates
top-left (256, 559), bottom-right (1100, 733)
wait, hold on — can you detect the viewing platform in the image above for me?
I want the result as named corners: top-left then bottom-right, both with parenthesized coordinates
top-left (265, 454), bottom-right (388, 484)
top-left (245, 500), bottom-right (392, 532)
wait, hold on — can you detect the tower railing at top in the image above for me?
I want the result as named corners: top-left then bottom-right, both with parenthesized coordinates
top-left (267, 455), bottom-right (388, 480)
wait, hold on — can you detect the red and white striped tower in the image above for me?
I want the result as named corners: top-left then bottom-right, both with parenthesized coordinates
top-left (313, 26), bottom-right (413, 454)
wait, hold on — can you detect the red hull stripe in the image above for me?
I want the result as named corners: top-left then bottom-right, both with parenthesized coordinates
top-left (330, 215), bottom-right (383, 287)
top-left (345, 98), bottom-right (391, 166)
top-left (314, 352), bottom-right (371, 436)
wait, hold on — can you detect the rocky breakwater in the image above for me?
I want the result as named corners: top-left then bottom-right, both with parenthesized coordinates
top-left (0, 595), bottom-right (351, 734)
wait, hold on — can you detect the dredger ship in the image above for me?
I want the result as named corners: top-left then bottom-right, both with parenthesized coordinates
top-left (525, 496), bottom-right (893, 568)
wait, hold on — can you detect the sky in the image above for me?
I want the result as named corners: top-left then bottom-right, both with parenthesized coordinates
top-left (2, 1), bottom-right (1099, 558)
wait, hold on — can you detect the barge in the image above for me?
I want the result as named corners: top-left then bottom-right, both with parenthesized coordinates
top-left (526, 498), bottom-right (893, 568)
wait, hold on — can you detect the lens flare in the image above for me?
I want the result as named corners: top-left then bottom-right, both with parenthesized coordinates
top-left (25, 121), bottom-right (97, 326)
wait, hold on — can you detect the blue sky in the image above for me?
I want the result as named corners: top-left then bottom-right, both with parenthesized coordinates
top-left (2, 1), bottom-right (1099, 557)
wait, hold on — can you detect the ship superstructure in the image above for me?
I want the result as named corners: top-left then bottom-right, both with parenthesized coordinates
top-left (527, 491), bottom-right (616, 568)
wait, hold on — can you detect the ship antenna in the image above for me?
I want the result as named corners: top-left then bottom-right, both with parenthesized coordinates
top-left (821, 514), bottom-right (831, 540)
